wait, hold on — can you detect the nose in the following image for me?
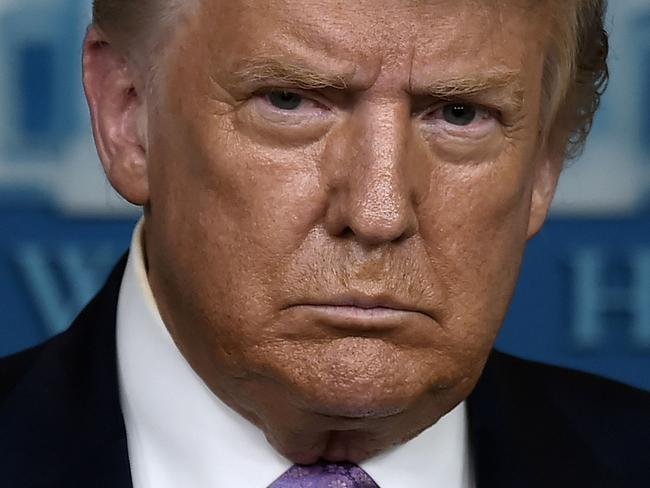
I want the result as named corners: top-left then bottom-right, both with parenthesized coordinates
top-left (322, 102), bottom-right (427, 246)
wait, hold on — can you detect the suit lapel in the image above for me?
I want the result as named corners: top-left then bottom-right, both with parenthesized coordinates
top-left (0, 255), bottom-right (133, 487)
top-left (467, 350), bottom-right (615, 487)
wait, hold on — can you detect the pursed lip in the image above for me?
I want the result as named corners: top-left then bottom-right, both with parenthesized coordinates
top-left (289, 292), bottom-right (436, 321)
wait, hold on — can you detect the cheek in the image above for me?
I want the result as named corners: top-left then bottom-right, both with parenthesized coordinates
top-left (419, 151), bottom-right (534, 345)
top-left (148, 108), bottom-right (331, 347)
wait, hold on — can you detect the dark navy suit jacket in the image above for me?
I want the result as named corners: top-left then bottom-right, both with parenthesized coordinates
top-left (1, 255), bottom-right (649, 487)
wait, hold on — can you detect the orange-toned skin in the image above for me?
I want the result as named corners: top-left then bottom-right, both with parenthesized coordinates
top-left (83, 0), bottom-right (562, 465)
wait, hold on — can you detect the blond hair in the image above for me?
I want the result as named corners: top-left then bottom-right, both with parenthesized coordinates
top-left (92, 0), bottom-right (608, 161)
top-left (542, 0), bottom-right (609, 160)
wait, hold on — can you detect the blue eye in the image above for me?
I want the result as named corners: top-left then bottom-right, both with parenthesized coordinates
top-left (266, 91), bottom-right (303, 110)
top-left (442, 104), bottom-right (478, 126)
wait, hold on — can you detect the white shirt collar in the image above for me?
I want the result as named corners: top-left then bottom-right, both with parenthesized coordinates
top-left (117, 219), bottom-right (474, 487)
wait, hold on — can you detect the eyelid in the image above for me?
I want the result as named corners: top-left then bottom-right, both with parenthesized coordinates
top-left (421, 102), bottom-right (491, 125)
top-left (434, 101), bottom-right (497, 116)
top-left (254, 87), bottom-right (330, 110)
top-left (248, 88), bottom-right (334, 129)
top-left (420, 95), bottom-right (510, 122)
top-left (417, 103), bottom-right (500, 140)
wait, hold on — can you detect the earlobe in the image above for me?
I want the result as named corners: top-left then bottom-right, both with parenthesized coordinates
top-left (82, 26), bottom-right (149, 206)
top-left (527, 150), bottom-right (563, 239)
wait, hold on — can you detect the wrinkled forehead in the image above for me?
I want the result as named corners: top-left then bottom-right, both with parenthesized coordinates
top-left (172, 0), bottom-right (549, 92)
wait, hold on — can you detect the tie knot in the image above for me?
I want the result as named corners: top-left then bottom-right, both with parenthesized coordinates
top-left (269, 461), bottom-right (379, 488)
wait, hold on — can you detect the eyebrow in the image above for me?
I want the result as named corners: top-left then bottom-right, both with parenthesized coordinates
top-left (231, 58), bottom-right (525, 111)
top-left (417, 70), bottom-right (525, 111)
top-left (232, 57), bottom-right (350, 90)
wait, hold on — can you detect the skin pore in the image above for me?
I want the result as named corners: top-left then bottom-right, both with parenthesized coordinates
top-left (84, 0), bottom-right (562, 464)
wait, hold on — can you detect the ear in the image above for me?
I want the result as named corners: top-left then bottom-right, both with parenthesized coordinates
top-left (82, 26), bottom-right (149, 205)
top-left (527, 148), bottom-right (563, 239)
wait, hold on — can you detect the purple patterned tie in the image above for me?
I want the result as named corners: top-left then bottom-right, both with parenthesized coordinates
top-left (268, 461), bottom-right (380, 487)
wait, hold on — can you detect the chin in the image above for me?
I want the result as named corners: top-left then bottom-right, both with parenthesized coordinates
top-left (280, 370), bottom-right (426, 421)
top-left (275, 339), bottom-right (457, 413)
top-left (306, 390), bottom-right (409, 421)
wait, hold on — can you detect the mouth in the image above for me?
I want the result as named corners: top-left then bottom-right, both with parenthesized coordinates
top-left (287, 293), bottom-right (435, 331)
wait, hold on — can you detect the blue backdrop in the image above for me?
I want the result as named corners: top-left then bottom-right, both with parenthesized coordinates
top-left (1, 0), bottom-right (649, 391)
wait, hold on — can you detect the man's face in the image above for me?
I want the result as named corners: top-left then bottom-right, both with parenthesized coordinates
top-left (139, 0), bottom-right (556, 463)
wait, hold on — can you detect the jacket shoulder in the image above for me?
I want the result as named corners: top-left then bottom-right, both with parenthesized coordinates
top-left (0, 252), bottom-right (125, 406)
top-left (469, 350), bottom-right (650, 486)
top-left (489, 350), bottom-right (650, 412)
top-left (0, 254), bottom-right (132, 488)
top-left (0, 340), bottom-right (48, 405)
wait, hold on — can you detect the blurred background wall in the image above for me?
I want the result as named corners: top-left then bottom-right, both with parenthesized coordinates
top-left (0, 0), bottom-right (649, 391)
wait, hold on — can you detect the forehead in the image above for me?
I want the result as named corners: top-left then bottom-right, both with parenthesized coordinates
top-left (172, 0), bottom-right (549, 97)
top-left (165, 0), bottom-right (547, 111)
